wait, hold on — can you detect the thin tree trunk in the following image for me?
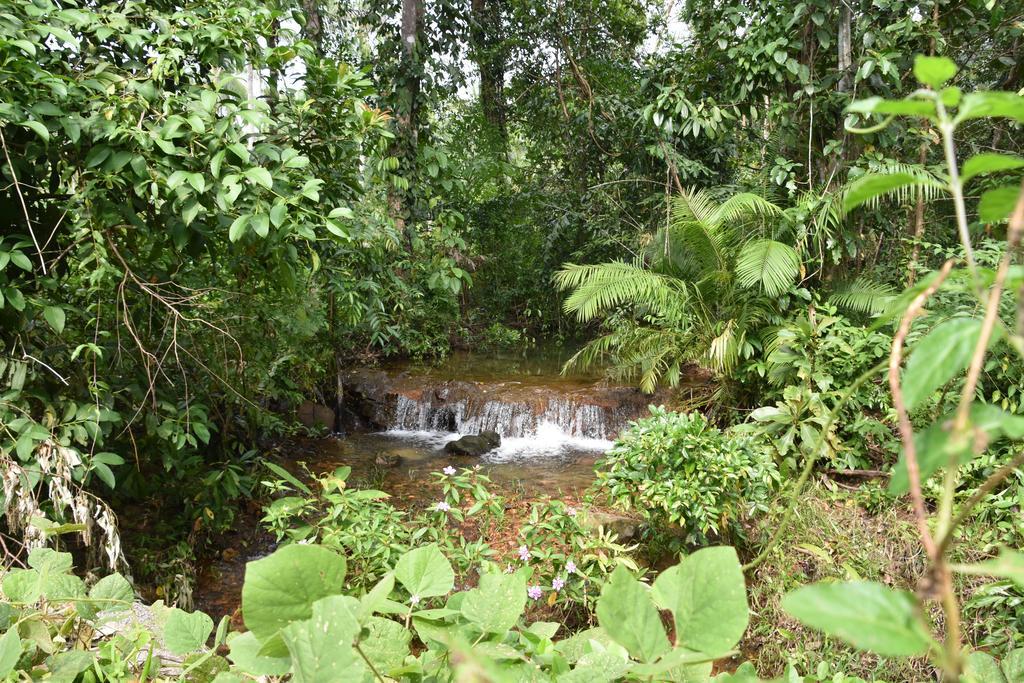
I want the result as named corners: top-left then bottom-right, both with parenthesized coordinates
top-left (836, 3), bottom-right (852, 95)
top-left (470, 0), bottom-right (508, 149)
top-left (907, 140), bottom-right (928, 285)
top-left (301, 0), bottom-right (324, 52)
top-left (388, 0), bottom-right (424, 254)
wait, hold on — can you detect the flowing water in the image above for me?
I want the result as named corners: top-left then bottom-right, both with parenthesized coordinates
top-left (194, 348), bottom-right (693, 616)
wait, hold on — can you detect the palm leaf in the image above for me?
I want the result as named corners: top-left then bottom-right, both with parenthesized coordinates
top-left (554, 260), bottom-right (687, 322)
top-left (829, 277), bottom-right (898, 316)
top-left (734, 239), bottom-right (801, 297)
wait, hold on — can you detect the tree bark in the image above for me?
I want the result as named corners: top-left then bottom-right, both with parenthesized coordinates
top-left (470, 0), bottom-right (508, 149)
top-left (836, 3), bottom-right (852, 94)
top-left (390, 0), bottom-right (424, 253)
top-left (301, 0), bottom-right (324, 52)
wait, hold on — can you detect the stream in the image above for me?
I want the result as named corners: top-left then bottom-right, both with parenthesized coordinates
top-left (194, 348), bottom-right (692, 617)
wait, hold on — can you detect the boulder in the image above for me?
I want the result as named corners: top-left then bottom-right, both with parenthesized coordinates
top-left (581, 510), bottom-right (641, 543)
top-left (375, 453), bottom-right (401, 467)
top-left (444, 430), bottom-right (501, 456)
top-left (297, 401), bottom-right (335, 430)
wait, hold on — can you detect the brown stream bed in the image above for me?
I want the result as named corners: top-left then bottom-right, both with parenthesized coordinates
top-left (193, 349), bottom-right (705, 618)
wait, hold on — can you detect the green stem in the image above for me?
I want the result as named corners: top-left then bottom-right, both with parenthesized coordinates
top-left (355, 641), bottom-right (387, 683)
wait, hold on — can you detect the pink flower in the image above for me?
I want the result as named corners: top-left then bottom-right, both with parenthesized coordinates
top-left (566, 506), bottom-right (577, 517)
top-left (552, 577), bottom-right (565, 591)
top-left (527, 585), bottom-right (543, 600)
top-left (504, 564), bottom-right (514, 574)
top-left (518, 545), bottom-right (530, 562)
top-left (442, 466), bottom-right (456, 475)
top-left (435, 501), bottom-right (451, 512)
top-left (565, 560), bottom-right (577, 574)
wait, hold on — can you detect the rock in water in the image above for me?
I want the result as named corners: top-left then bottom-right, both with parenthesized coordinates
top-left (444, 430), bottom-right (501, 456)
top-left (375, 452), bottom-right (401, 467)
top-left (297, 400), bottom-right (335, 430)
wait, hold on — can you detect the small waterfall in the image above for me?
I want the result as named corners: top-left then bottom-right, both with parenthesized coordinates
top-left (390, 393), bottom-right (613, 439)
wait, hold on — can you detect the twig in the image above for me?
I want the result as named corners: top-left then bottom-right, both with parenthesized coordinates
top-left (937, 451), bottom-right (1024, 557)
top-left (22, 353), bottom-right (69, 385)
top-left (0, 128), bottom-right (46, 273)
top-left (888, 258), bottom-right (955, 561)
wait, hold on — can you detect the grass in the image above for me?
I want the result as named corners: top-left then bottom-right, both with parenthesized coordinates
top-left (740, 478), bottom-right (1024, 681)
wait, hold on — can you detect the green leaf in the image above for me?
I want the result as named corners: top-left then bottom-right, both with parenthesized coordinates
top-left (46, 650), bottom-right (95, 682)
top-left (360, 616), bottom-right (411, 672)
top-left (79, 572), bottom-right (133, 619)
top-left (21, 120), bottom-right (49, 142)
top-left (964, 651), bottom-right (1007, 683)
top-left (913, 55), bottom-right (957, 89)
top-left (734, 239), bottom-right (800, 297)
top-left (92, 461), bottom-right (116, 489)
top-left (961, 153), bottom-right (1024, 185)
top-left (43, 306), bottom-right (65, 334)
top-left (263, 462), bottom-right (311, 495)
top-left (843, 172), bottom-right (945, 214)
top-left (596, 565), bottom-right (670, 663)
top-left (393, 544), bottom-right (454, 599)
top-left (281, 595), bottom-right (364, 683)
top-left (461, 569), bottom-right (527, 634)
top-left (228, 143), bottom-right (250, 163)
top-left (1002, 649), bottom-right (1024, 682)
top-left (10, 252), bottom-right (32, 271)
top-left (954, 548), bottom-right (1024, 590)
top-left (0, 627), bottom-right (21, 677)
top-left (245, 167), bottom-right (273, 190)
top-left (903, 317), bottom-right (1000, 411)
top-left (979, 186), bottom-right (1021, 223)
top-left (251, 213), bottom-right (270, 238)
top-left (651, 546), bottom-right (748, 655)
top-left (270, 202), bottom-right (287, 227)
top-left (228, 214), bottom-right (250, 242)
top-left (889, 403), bottom-right (1024, 495)
top-left (782, 581), bottom-right (930, 656)
top-left (846, 97), bottom-right (936, 118)
top-left (226, 631), bottom-right (290, 676)
top-left (956, 92), bottom-right (1024, 124)
top-left (241, 544), bottom-right (347, 640)
top-left (164, 607), bottom-right (214, 654)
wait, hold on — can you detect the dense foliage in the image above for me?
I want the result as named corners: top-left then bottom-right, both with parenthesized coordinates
top-left (597, 408), bottom-right (778, 544)
top-left (2, 0), bottom-right (1024, 680)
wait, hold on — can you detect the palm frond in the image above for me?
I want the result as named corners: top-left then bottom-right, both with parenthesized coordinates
top-left (714, 192), bottom-right (783, 226)
top-left (829, 277), bottom-right (898, 316)
top-left (840, 165), bottom-right (947, 214)
top-left (554, 260), bottom-right (687, 322)
top-left (670, 186), bottom-right (720, 226)
top-left (734, 239), bottom-right (801, 297)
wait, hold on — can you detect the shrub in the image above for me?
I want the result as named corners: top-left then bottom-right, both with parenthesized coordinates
top-left (595, 407), bottom-right (779, 545)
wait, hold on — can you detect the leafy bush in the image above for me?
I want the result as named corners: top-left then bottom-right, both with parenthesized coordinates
top-left (0, 543), bottom-right (754, 681)
top-left (260, 463), bottom-right (637, 612)
top-left (595, 407), bottom-right (779, 544)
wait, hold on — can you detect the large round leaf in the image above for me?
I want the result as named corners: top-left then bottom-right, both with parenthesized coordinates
top-left (241, 545), bottom-right (347, 640)
top-left (651, 546), bottom-right (748, 655)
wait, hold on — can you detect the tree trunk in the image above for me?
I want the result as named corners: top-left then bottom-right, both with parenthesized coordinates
top-left (301, 0), bottom-right (324, 52)
top-left (389, 0), bottom-right (423, 253)
top-left (470, 0), bottom-right (508, 149)
top-left (836, 3), bottom-right (852, 94)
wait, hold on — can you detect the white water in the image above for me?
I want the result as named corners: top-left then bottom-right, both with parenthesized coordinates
top-left (381, 421), bottom-right (612, 462)
top-left (391, 394), bottom-right (614, 440)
